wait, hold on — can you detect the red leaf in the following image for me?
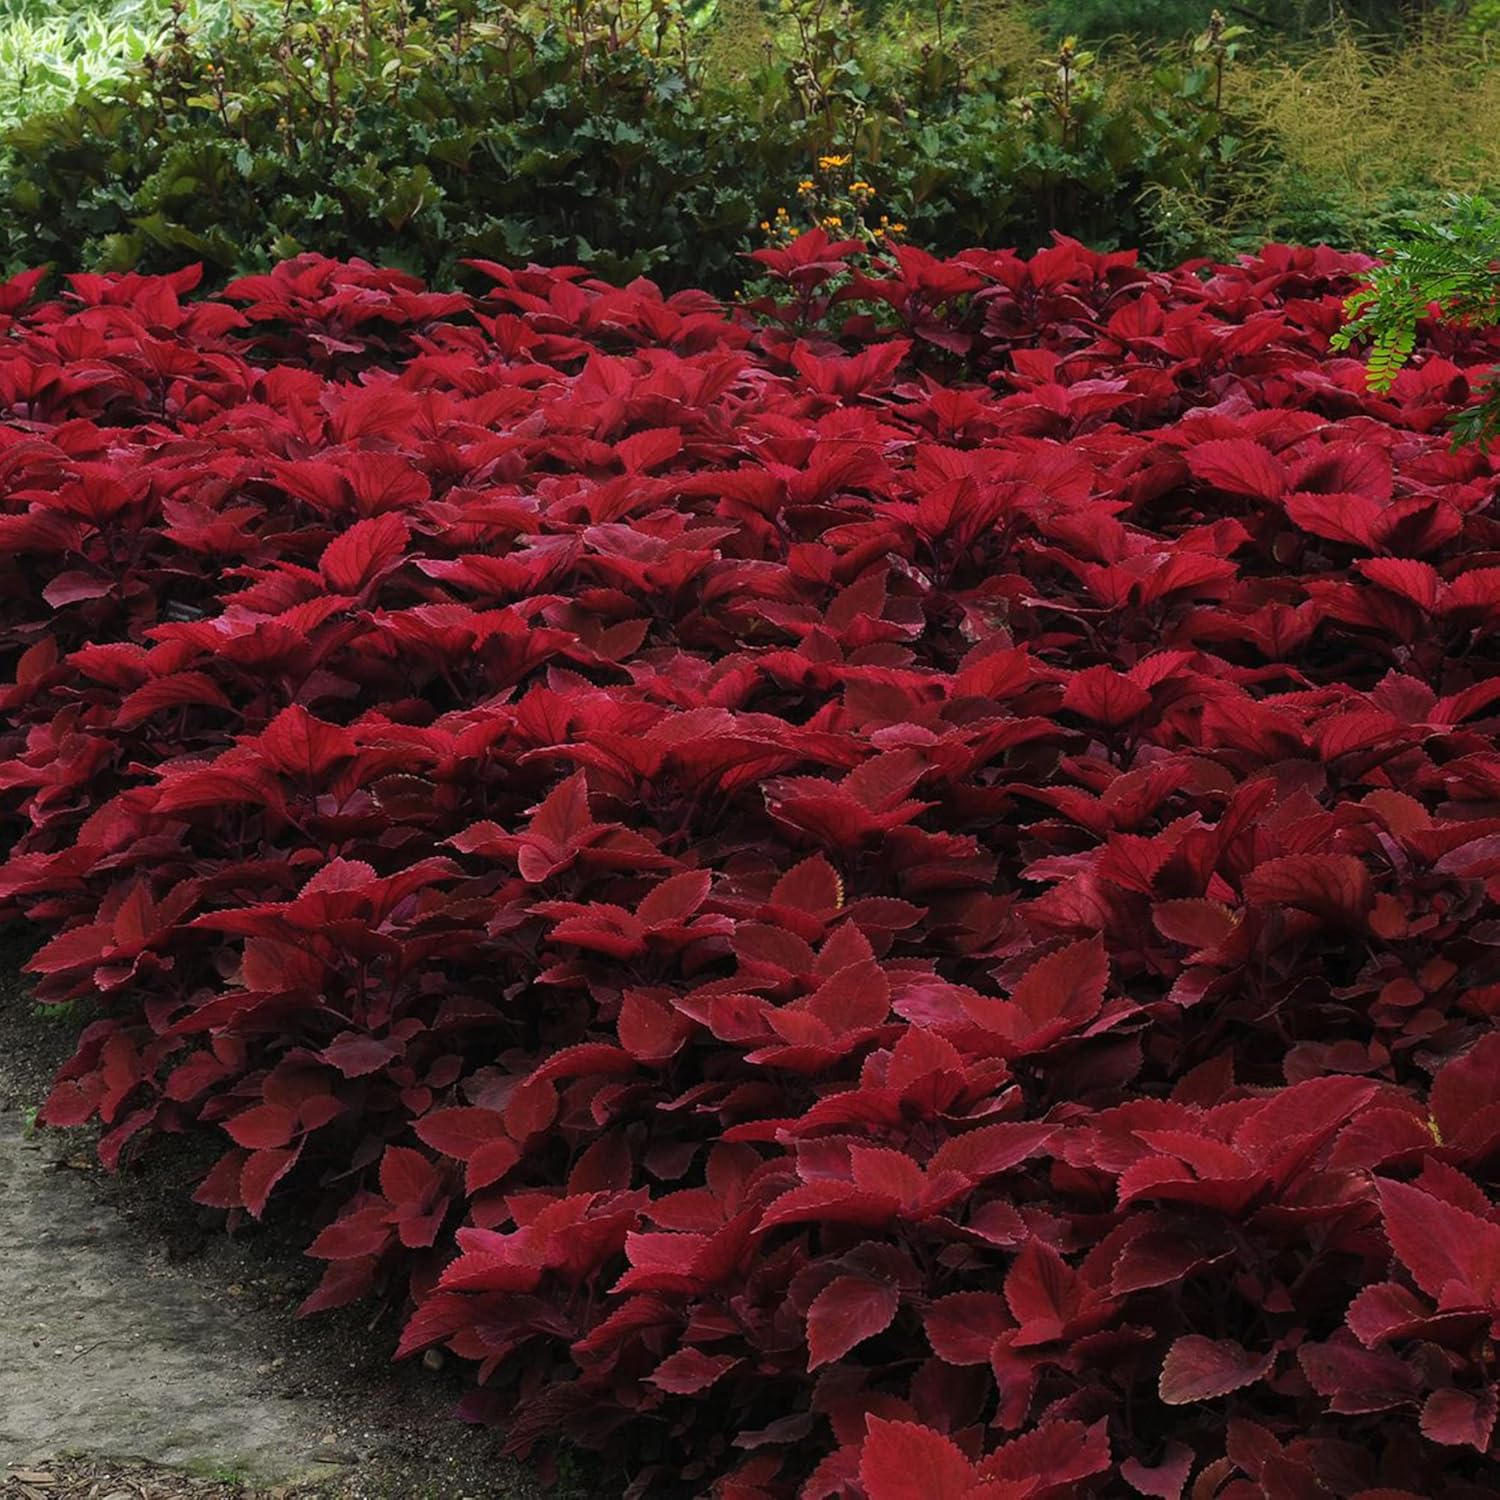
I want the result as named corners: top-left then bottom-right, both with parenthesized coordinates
top-left (309, 1205), bottom-right (392, 1260)
top-left (924, 1292), bottom-right (1013, 1365)
top-left (320, 512), bottom-right (410, 593)
top-left (1283, 490), bottom-right (1384, 548)
top-left (193, 1148), bottom-right (250, 1209)
top-left (647, 1348), bottom-right (741, 1395)
top-left (255, 704), bottom-right (356, 782)
top-left (1346, 1281), bottom-right (1435, 1347)
top-left (321, 1033), bottom-right (400, 1078)
top-left (927, 1123), bottom-right (1057, 1182)
top-left (1009, 935), bottom-right (1108, 1028)
top-left (38, 1074), bottom-right (106, 1126)
top-left (769, 853), bottom-right (844, 915)
top-left (1112, 1230), bottom-right (1230, 1295)
top-left (379, 1145), bottom-right (437, 1206)
top-left (42, 570), bottom-right (114, 607)
top-left (618, 988), bottom-right (693, 1063)
top-left (859, 1417), bottom-right (975, 1500)
top-left (1159, 1336), bottom-right (1274, 1404)
top-left (806, 1276), bottom-right (900, 1370)
top-left (116, 671), bottom-right (232, 729)
top-left (413, 1107), bottom-right (509, 1161)
top-left (1420, 1388), bottom-right (1498, 1451)
top-left (1120, 1443), bottom-right (1194, 1499)
top-left (1430, 1034), bottom-right (1500, 1149)
top-left (1151, 899), bottom-right (1236, 950)
top-left (504, 1075), bottom-right (560, 1135)
top-left (465, 1137), bottom-right (521, 1194)
top-left (637, 869), bottom-right (712, 926)
top-left (978, 1419), bottom-right (1111, 1487)
top-left (224, 1102), bottom-right (299, 1150)
top-left (1377, 1178), bottom-right (1500, 1305)
top-left (1186, 439), bottom-right (1285, 500)
top-left (1356, 557), bottom-right (1442, 612)
top-left (241, 1144), bottom-right (301, 1218)
top-left (1004, 1239), bottom-right (1083, 1342)
top-left (1241, 854), bottom-right (1374, 924)
top-left (1062, 665), bottom-right (1153, 727)
top-left (615, 427), bottom-right (684, 473)
top-left (298, 1257), bottom-right (378, 1316)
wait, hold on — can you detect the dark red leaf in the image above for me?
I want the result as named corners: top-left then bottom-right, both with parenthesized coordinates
top-left (1159, 1336), bottom-right (1274, 1404)
top-left (806, 1276), bottom-right (900, 1370)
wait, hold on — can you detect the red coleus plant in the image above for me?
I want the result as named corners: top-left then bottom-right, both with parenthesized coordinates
top-left (3, 236), bottom-right (1500, 1497)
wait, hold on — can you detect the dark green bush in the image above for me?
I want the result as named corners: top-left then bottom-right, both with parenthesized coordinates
top-left (0, 0), bottom-right (1271, 292)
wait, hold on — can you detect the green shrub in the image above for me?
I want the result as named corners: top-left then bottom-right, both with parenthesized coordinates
top-left (1234, 22), bottom-right (1500, 205)
top-left (0, 0), bottom-right (1269, 290)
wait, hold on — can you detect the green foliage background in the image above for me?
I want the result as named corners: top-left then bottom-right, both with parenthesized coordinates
top-left (0, 0), bottom-right (1496, 290)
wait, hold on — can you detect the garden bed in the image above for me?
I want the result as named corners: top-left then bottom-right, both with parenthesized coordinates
top-left (3, 239), bottom-right (1500, 1496)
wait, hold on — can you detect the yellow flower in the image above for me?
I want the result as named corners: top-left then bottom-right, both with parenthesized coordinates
top-left (760, 220), bottom-right (770, 231)
top-left (822, 214), bottom-right (843, 228)
top-left (818, 153), bottom-right (851, 170)
top-left (797, 179), bottom-right (815, 195)
top-left (775, 206), bottom-right (789, 219)
top-left (891, 223), bottom-right (907, 234)
top-left (850, 180), bottom-right (872, 195)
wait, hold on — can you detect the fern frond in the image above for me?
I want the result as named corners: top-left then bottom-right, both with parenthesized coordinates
top-left (1336, 193), bottom-right (1500, 425)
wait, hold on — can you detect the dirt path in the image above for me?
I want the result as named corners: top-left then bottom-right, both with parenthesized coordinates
top-left (0, 1105), bottom-right (337, 1487)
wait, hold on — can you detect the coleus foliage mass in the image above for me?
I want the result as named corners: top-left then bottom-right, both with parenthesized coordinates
top-left (3, 235), bottom-right (1500, 1497)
